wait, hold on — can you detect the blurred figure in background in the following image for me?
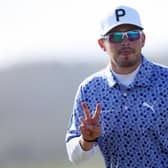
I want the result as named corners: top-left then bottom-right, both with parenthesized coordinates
top-left (65, 5), bottom-right (168, 168)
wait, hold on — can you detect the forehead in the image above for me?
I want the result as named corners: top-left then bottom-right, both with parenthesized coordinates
top-left (107, 24), bottom-right (142, 34)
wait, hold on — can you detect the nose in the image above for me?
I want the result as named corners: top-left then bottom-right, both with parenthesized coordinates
top-left (121, 37), bottom-right (130, 47)
top-left (122, 33), bottom-right (129, 41)
top-left (120, 33), bottom-right (130, 44)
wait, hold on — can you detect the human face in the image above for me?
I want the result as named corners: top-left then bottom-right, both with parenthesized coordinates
top-left (98, 25), bottom-right (145, 74)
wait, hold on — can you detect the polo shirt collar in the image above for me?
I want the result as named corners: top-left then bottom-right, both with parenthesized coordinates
top-left (105, 56), bottom-right (153, 88)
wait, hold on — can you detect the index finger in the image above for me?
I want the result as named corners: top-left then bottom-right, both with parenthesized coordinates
top-left (81, 102), bottom-right (91, 119)
top-left (92, 103), bottom-right (101, 121)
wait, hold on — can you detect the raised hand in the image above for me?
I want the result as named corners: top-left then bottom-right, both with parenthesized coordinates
top-left (79, 102), bottom-right (102, 142)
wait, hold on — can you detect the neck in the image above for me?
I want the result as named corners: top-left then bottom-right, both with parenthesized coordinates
top-left (111, 63), bottom-right (141, 74)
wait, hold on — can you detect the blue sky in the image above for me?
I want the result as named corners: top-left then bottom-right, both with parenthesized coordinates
top-left (0, 0), bottom-right (167, 66)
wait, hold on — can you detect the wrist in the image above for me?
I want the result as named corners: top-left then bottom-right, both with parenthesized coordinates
top-left (82, 137), bottom-right (99, 143)
top-left (79, 136), bottom-right (96, 151)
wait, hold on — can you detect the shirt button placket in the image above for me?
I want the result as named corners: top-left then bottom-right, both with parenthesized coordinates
top-left (123, 91), bottom-right (128, 111)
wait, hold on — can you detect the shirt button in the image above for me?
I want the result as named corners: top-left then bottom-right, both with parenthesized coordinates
top-left (123, 92), bottom-right (127, 97)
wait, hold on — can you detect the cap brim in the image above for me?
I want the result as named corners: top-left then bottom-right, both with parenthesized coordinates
top-left (102, 23), bottom-right (143, 35)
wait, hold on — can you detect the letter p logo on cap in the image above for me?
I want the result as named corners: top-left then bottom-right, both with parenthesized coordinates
top-left (115, 9), bottom-right (126, 21)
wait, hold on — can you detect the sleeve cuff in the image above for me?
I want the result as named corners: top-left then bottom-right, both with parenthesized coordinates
top-left (66, 137), bottom-right (97, 164)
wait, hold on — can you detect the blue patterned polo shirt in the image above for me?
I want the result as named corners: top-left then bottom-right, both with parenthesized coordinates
top-left (66, 56), bottom-right (168, 168)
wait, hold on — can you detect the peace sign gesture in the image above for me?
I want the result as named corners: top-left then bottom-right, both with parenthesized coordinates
top-left (79, 102), bottom-right (102, 143)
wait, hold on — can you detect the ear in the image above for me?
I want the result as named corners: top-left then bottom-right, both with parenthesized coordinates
top-left (141, 33), bottom-right (146, 47)
top-left (98, 39), bottom-right (106, 51)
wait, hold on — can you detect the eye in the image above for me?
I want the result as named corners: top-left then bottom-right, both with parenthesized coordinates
top-left (127, 31), bottom-right (141, 41)
top-left (109, 32), bottom-right (123, 43)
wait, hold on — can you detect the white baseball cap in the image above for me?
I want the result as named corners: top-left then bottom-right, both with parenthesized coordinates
top-left (99, 5), bottom-right (143, 36)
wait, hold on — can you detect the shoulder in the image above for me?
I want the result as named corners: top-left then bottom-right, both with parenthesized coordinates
top-left (80, 68), bottom-right (107, 88)
top-left (152, 62), bottom-right (168, 76)
top-left (148, 61), bottom-right (168, 87)
top-left (143, 57), bottom-right (168, 75)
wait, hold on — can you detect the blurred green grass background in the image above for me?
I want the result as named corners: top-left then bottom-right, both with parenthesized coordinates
top-left (1, 157), bottom-right (104, 168)
top-left (1, 56), bottom-right (168, 168)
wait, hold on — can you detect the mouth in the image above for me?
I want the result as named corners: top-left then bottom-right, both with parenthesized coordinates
top-left (119, 47), bottom-right (133, 56)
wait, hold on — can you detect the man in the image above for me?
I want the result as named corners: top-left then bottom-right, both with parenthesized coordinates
top-left (65, 5), bottom-right (168, 168)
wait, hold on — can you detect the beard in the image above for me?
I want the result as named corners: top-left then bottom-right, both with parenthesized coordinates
top-left (116, 56), bottom-right (140, 67)
top-left (115, 48), bottom-right (141, 68)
